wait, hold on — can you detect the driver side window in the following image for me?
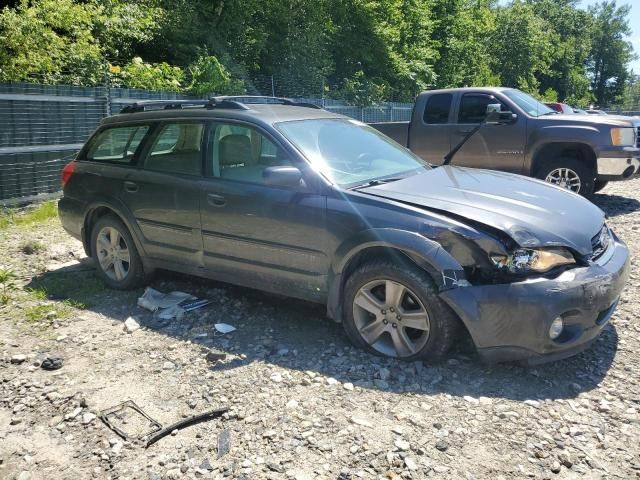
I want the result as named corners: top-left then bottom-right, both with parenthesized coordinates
top-left (458, 94), bottom-right (507, 124)
top-left (209, 123), bottom-right (294, 184)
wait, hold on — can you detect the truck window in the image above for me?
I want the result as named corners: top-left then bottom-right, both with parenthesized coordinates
top-left (458, 94), bottom-right (506, 124)
top-left (423, 94), bottom-right (452, 124)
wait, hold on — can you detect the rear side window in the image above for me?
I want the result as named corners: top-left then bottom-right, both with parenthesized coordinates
top-left (143, 122), bottom-right (204, 176)
top-left (423, 94), bottom-right (452, 124)
top-left (86, 125), bottom-right (149, 162)
top-left (458, 94), bottom-right (507, 123)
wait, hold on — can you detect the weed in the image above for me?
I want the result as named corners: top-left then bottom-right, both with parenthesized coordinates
top-left (28, 270), bottom-right (105, 307)
top-left (21, 240), bottom-right (46, 255)
top-left (0, 267), bottom-right (18, 304)
top-left (24, 304), bottom-right (58, 323)
top-left (0, 201), bottom-right (58, 230)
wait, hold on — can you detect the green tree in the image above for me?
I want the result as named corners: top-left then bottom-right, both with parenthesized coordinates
top-left (491, 1), bottom-right (552, 93)
top-left (587, 0), bottom-right (635, 106)
top-left (187, 55), bottom-right (245, 96)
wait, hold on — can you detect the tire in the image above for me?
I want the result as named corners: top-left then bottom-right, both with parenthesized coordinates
top-left (535, 156), bottom-right (595, 196)
top-left (593, 180), bottom-right (608, 193)
top-left (343, 259), bottom-right (460, 361)
top-left (90, 214), bottom-right (147, 289)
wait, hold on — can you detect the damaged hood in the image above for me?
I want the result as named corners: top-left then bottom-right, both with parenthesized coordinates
top-left (360, 166), bottom-right (604, 256)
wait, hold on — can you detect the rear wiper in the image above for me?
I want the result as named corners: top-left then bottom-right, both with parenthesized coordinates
top-left (349, 177), bottom-right (403, 190)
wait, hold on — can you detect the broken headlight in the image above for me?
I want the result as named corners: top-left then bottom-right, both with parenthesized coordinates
top-left (490, 247), bottom-right (575, 274)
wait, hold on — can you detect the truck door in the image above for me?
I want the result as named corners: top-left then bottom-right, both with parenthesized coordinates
top-left (408, 93), bottom-right (455, 165)
top-left (450, 93), bottom-right (526, 173)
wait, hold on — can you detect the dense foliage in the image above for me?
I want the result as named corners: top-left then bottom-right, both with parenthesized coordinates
top-left (0, 0), bottom-right (636, 106)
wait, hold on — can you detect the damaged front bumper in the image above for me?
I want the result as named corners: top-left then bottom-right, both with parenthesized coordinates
top-left (439, 233), bottom-right (630, 365)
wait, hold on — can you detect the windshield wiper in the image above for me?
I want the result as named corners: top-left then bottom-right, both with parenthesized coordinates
top-left (349, 177), bottom-right (403, 190)
top-left (542, 111), bottom-right (559, 115)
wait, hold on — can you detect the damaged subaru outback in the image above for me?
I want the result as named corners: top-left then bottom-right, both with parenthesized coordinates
top-left (58, 97), bottom-right (630, 364)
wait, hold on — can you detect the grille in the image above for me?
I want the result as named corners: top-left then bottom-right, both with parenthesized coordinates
top-left (591, 225), bottom-right (611, 261)
top-left (637, 127), bottom-right (640, 148)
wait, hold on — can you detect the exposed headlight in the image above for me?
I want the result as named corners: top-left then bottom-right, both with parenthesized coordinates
top-left (610, 127), bottom-right (636, 146)
top-left (549, 317), bottom-right (564, 340)
top-left (490, 247), bottom-right (575, 273)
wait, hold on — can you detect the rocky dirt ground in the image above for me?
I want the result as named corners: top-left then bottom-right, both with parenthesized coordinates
top-left (1, 180), bottom-right (640, 480)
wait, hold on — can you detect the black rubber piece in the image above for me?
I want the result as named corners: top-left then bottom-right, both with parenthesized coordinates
top-left (40, 357), bottom-right (63, 370)
top-left (594, 180), bottom-right (608, 193)
top-left (145, 407), bottom-right (228, 447)
top-left (342, 259), bottom-right (461, 362)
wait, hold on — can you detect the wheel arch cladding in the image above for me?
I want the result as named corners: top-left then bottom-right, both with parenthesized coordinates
top-left (83, 202), bottom-right (147, 262)
top-left (326, 228), bottom-right (467, 321)
top-left (531, 142), bottom-right (596, 175)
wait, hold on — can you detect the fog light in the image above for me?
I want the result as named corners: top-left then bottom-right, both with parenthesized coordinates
top-left (549, 317), bottom-right (564, 340)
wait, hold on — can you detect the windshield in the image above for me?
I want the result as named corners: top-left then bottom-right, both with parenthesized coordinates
top-left (503, 89), bottom-right (555, 117)
top-left (276, 118), bottom-right (429, 187)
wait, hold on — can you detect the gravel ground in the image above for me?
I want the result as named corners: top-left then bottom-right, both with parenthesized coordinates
top-left (1, 180), bottom-right (639, 480)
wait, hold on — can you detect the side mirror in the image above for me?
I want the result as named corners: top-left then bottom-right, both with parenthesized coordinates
top-left (263, 166), bottom-right (303, 188)
top-left (486, 104), bottom-right (517, 124)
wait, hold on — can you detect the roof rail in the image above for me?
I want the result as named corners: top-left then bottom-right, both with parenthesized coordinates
top-left (119, 99), bottom-right (249, 114)
top-left (211, 96), bottom-right (323, 109)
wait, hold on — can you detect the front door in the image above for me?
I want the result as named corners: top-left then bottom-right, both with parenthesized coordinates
top-left (450, 93), bottom-right (526, 173)
top-left (121, 121), bottom-right (204, 266)
top-left (199, 121), bottom-right (328, 300)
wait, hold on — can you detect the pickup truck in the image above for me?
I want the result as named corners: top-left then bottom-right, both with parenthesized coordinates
top-left (371, 87), bottom-right (640, 196)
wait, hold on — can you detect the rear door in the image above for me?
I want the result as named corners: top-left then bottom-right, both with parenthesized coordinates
top-left (120, 121), bottom-right (204, 267)
top-left (198, 120), bottom-right (328, 300)
top-left (450, 92), bottom-right (526, 173)
top-left (408, 92), bottom-right (454, 164)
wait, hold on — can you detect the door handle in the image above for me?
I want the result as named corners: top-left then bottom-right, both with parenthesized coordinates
top-left (456, 129), bottom-right (474, 135)
top-left (124, 181), bottom-right (138, 193)
top-left (207, 193), bottom-right (226, 207)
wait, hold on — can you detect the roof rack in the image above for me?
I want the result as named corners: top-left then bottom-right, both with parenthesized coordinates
top-left (211, 96), bottom-right (323, 109)
top-left (118, 96), bottom-right (322, 114)
top-left (119, 99), bottom-right (249, 114)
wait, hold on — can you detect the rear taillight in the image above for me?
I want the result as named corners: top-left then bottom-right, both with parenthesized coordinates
top-left (61, 161), bottom-right (76, 187)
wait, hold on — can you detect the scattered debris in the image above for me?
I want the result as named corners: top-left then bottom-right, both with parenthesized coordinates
top-left (145, 407), bottom-right (229, 448)
top-left (214, 323), bottom-right (236, 334)
top-left (217, 429), bottom-right (231, 459)
top-left (10, 354), bottom-right (27, 364)
top-left (205, 349), bottom-right (227, 362)
top-left (40, 356), bottom-right (63, 370)
top-left (123, 317), bottom-right (140, 333)
top-left (100, 401), bottom-right (162, 441)
top-left (137, 287), bottom-right (211, 321)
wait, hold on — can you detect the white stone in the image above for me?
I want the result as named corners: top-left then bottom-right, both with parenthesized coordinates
top-left (123, 317), bottom-right (140, 333)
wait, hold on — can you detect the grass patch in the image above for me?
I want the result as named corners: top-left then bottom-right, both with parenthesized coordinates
top-left (0, 201), bottom-right (58, 230)
top-left (28, 270), bottom-right (106, 308)
top-left (21, 240), bottom-right (46, 255)
top-left (0, 267), bottom-right (18, 304)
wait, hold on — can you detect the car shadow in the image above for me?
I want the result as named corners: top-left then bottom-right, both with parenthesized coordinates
top-left (28, 264), bottom-right (619, 403)
top-left (592, 192), bottom-right (640, 217)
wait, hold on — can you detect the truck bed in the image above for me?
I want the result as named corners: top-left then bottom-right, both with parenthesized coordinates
top-left (369, 122), bottom-right (409, 146)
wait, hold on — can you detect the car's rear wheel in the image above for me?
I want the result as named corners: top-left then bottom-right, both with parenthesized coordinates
top-left (593, 180), bottom-right (608, 193)
top-left (343, 259), bottom-right (459, 361)
top-left (536, 157), bottom-right (595, 196)
top-left (91, 214), bottom-right (146, 289)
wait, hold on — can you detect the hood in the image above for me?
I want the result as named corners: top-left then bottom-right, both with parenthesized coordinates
top-left (542, 113), bottom-right (636, 128)
top-left (360, 166), bottom-right (604, 256)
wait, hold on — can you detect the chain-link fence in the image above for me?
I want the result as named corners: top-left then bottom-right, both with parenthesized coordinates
top-left (0, 80), bottom-right (413, 205)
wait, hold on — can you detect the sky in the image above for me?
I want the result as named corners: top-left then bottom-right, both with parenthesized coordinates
top-left (579, 0), bottom-right (640, 74)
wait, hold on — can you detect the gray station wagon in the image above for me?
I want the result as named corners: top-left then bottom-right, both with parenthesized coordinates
top-left (58, 97), bottom-right (630, 364)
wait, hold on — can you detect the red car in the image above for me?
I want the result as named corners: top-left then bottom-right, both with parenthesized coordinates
top-left (544, 102), bottom-right (575, 114)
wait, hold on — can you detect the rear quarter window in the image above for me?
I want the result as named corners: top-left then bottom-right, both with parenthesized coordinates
top-left (423, 94), bottom-right (452, 124)
top-left (86, 125), bottom-right (150, 163)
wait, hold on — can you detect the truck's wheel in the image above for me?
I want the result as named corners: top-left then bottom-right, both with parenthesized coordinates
top-left (342, 259), bottom-right (460, 361)
top-left (90, 214), bottom-right (147, 290)
top-left (594, 180), bottom-right (608, 193)
top-left (536, 157), bottom-right (595, 196)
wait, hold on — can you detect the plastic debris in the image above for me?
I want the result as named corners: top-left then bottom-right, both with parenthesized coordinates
top-left (137, 287), bottom-right (211, 321)
top-left (214, 323), bottom-right (236, 334)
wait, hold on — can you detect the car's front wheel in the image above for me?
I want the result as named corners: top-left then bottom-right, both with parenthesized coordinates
top-left (91, 214), bottom-right (146, 289)
top-left (536, 157), bottom-right (595, 196)
top-left (343, 259), bottom-right (460, 361)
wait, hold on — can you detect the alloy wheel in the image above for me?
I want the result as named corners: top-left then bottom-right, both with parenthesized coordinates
top-left (96, 226), bottom-right (131, 281)
top-left (352, 279), bottom-right (431, 358)
top-left (545, 167), bottom-right (581, 193)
